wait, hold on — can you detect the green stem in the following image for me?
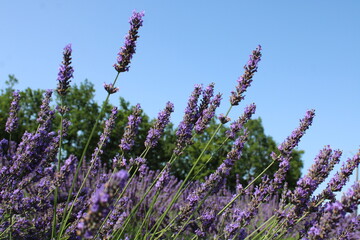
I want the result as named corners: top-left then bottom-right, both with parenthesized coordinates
top-left (134, 191), bottom-right (160, 240)
top-left (52, 97), bottom-right (64, 239)
top-left (94, 147), bottom-right (151, 238)
top-left (0, 215), bottom-right (16, 239)
top-left (113, 154), bottom-right (178, 240)
top-left (217, 159), bottom-right (276, 216)
top-left (57, 72), bottom-right (120, 239)
top-left (148, 106), bottom-right (233, 240)
top-left (8, 134), bottom-right (12, 240)
top-left (172, 191), bottom-right (211, 240)
top-left (245, 215), bottom-right (276, 240)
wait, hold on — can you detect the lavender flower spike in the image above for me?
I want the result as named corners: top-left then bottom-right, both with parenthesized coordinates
top-left (104, 82), bottom-right (119, 94)
top-left (174, 84), bottom-right (203, 155)
top-left (195, 93), bottom-right (222, 134)
top-left (120, 104), bottom-right (142, 151)
top-left (178, 132), bottom-right (248, 226)
top-left (37, 89), bottom-right (53, 124)
top-left (277, 109), bottom-right (315, 156)
top-left (57, 44), bottom-right (74, 96)
top-left (230, 45), bottom-right (262, 106)
top-left (114, 11), bottom-right (145, 73)
top-left (145, 101), bottom-right (174, 148)
top-left (77, 170), bottom-right (129, 238)
top-left (322, 149), bottom-right (360, 200)
top-left (5, 90), bottom-right (20, 133)
top-left (90, 107), bottom-right (118, 176)
top-left (226, 103), bottom-right (256, 139)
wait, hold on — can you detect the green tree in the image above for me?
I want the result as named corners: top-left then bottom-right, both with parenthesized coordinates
top-left (0, 75), bottom-right (43, 142)
top-left (0, 76), bottom-right (303, 189)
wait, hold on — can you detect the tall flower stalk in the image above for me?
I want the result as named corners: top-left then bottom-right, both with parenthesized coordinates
top-left (52, 43), bottom-right (73, 239)
top-left (57, 11), bottom-right (145, 239)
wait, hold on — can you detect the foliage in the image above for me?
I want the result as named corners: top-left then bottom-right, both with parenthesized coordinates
top-left (0, 77), bottom-right (303, 190)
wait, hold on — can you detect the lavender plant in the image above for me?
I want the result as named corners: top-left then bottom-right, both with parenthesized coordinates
top-left (0, 10), bottom-right (359, 240)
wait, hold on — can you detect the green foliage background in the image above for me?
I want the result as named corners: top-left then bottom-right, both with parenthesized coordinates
top-left (0, 75), bottom-right (303, 189)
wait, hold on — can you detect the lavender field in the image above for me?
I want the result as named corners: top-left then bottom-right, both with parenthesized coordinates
top-left (0, 10), bottom-right (359, 240)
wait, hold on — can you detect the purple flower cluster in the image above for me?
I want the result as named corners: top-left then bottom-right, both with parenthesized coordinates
top-left (230, 45), bottom-right (262, 106)
top-left (145, 101), bottom-right (174, 148)
top-left (119, 104), bottom-right (142, 151)
top-left (226, 103), bottom-right (256, 139)
top-left (305, 182), bottom-right (360, 240)
top-left (174, 84), bottom-right (203, 155)
top-left (103, 82), bottom-right (119, 94)
top-left (195, 93), bottom-right (222, 134)
top-left (90, 107), bottom-right (118, 176)
top-left (177, 133), bottom-right (248, 228)
top-left (57, 44), bottom-right (74, 96)
top-left (77, 170), bottom-right (129, 238)
top-left (323, 151), bottom-right (360, 200)
top-left (114, 11), bottom-right (145, 73)
top-left (5, 90), bottom-right (20, 133)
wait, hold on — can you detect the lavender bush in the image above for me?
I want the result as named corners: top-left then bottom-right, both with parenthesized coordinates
top-left (0, 11), bottom-right (359, 240)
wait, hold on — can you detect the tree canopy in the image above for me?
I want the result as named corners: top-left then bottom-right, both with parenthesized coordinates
top-left (0, 75), bottom-right (303, 189)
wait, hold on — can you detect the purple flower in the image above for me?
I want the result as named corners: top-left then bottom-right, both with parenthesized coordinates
top-left (155, 163), bottom-right (170, 190)
top-left (177, 132), bottom-right (248, 226)
top-left (174, 84), bottom-right (203, 155)
top-left (37, 90), bottom-right (53, 124)
top-left (218, 113), bottom-right (231, 124)
top-left (57, 44), bottom-right (74, 96)
top-left (54, 155), bottom-right (77, 188)
top-left (119, 104), bottom-right (142, 151)
top-left (145, 102), bottom-right (174, 148)
top-left (114, 11), bottom-right (145, 73)
top-left (103, 83), bottom-right (119, 94)
top-left (77, 170), bottom-right (129, 238)
top-left (197, 83), bottom-right (215, 120)
top-left (226, 103), bottom-right (256, 139)
top-left (5, 90), bottom-right (20, 133)
top-left (230, 45), bottom-right (262, 106)
top-left (277, 109), bottom-right (315, 156)
top-left (90, 107), bottom-right (118, 175)
top-left (323, 150), bottom-right (360, 200)
top-left (291, 147), bottom-right (338, 214)
top-left (195, 93), bottom-right (222, 134)
top-left (305, 182), bottom-right (360, 240)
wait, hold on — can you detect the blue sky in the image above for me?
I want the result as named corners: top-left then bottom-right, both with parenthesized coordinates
top-left (1, 1), bottom-right (359, 193)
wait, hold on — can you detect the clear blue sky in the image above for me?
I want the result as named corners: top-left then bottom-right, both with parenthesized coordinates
top-left (1, 1), bottom-right (359, 193)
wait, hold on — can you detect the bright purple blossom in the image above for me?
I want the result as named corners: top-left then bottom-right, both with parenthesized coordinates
top-left (174, 84), bottom-right (203, 155)
top-left (77, 170), bottom-right (129, 238)
top-left (230, 45), bottom-right (262, 106)
top-left (91, 107), bottom-right (118, 176)
top-left (277, 109), bottom-right (315, 156)
top-left (226, 103), bottom-right (256, 139)
top-left (218, 113), bottom-right (231, 124)
top-left (114, 11), bottom-right (145, 73)
top-left (57, 44), bottom-right (74, 96)
top-left (120, 104), bottom-right (142, 151)
top-left (37, 90), bottom-right (53, 124)
top-left (197, 83), bottom-right (215, 119)
top-left (5, 90), bottom-right (20, 133)
top-left (291, 147), bottom-right (338, 214)
top-left (104, 83), bottom-right (119, 94)
top-left (145, 102), bottom-right (174, 148)
top-left (195, 93), bottom-right (222, 134)
top-left (305, 182), bottom-right (360, 240)
top-left (322, 150), bottom-right (360, 200)
top-left (177, 132), bottom-right (248, 226)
